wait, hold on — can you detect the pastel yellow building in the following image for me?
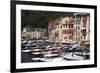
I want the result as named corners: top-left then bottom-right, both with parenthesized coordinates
top-left (58, 17), bottom-right (74, 43)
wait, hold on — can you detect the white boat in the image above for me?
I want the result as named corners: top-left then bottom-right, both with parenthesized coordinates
top-left (63, 53), bottom-right (84, 60)
top-left (40, 57), bottom-right (63, 62)
top-left (22, 49), bottom-right (32, 52)
top-left (31, 58), bottom-right (42, 61)
top-left (44, 53), bottom-right (59, 57)
top-left (32, 52), bottom-right (42, 55)
top-left (22, 40), bottom-right (27, 44)
top-left (32, 49), bottom-right (41, 52)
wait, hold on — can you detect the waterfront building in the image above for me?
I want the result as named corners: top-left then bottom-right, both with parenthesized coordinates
top-left (22, 25), bottom-right (47, 39)
top-left (48, 18), bottom-right (60, 42)
top-left (58, 17), bottom-right (74, 43)
top-left (32, 28), bottom-right (47, 39)
top-left (73, 13), bottom-right (90, 46)
top-left (48, 17), bottom-right (74, 43)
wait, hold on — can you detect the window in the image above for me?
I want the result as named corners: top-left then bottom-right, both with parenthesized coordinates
top-left (78, 26), bottom-right (80, 30)
top-left (55, 32), bottom-right (59, 37)
top-left (61, 26), bottom-right (62, 28)
top-left (66, 29), bottom-right (73, 34)
top-left (64, 36), bottom-right (67, 39)
top-left (83, 16), bottom-right (87, 26)
top-left (69, 24), bottom-right (73, 28)
top-left (62, 30), bottom-right (66, 34)
top-left (63, 24), bottom-right (66, 28)
top-left (66, 21), bottom-right (67, 23)
top-left (65, 24), bottom-right (67, 28)
top-left (69, 35), bottom-right (73, 39)
top-left (63, 24), bottom-right (65, 28)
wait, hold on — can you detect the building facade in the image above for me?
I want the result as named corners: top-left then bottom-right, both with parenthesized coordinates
top-left (32, 28), bottom-right (47, 39)
top-left (22, 26), bottom-right (47, 39)
top-left (73, 13), bottom-right (90, 46)
top-left (22, 25), bottom-right (33, 38)
top-left (48, 17), bottom-right (74, 43)
top-left (59, 17), bottom-right (74, 43)
top-left (48, 18), bottom-right (60, 42)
